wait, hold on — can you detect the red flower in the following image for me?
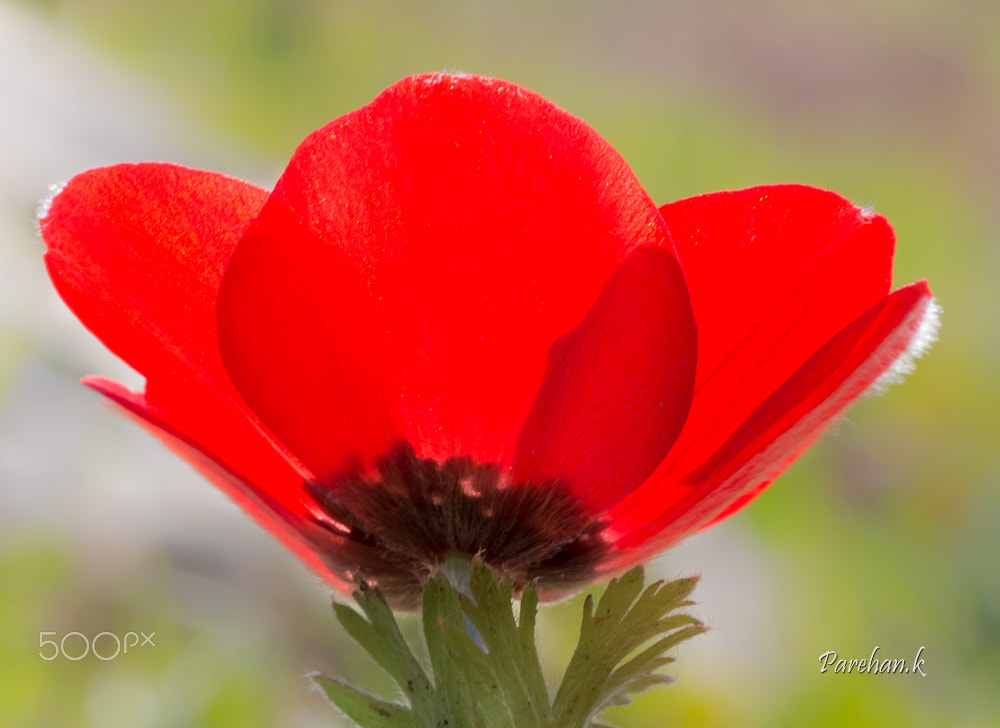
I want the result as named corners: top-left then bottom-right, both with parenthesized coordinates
top-left (40, 73), bottom-right (936, 607)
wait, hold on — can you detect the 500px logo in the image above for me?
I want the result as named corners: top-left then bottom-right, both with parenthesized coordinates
top-left (39, 631), bottom-right (156, 661)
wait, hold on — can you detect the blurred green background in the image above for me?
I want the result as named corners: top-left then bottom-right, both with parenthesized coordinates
top-left (1, 0), bottom-right (998, 726)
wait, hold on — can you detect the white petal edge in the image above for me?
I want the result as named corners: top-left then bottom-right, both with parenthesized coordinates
top-left (864, 296), bottom-right (941, 397)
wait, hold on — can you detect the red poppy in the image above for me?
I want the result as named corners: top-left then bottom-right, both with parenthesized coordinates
top-left (40, 73), bottom-right (936, 607)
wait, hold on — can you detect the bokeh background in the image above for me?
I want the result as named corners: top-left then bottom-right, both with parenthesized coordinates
top-left (2, 0), bottom-right (998, 726)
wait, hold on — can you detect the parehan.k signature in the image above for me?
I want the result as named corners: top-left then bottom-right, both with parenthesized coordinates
top-left (819, 646), bottom-right (926, 676)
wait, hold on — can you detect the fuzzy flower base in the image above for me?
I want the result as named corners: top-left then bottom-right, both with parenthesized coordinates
top-left (313, 561), bottom-right (704, 728)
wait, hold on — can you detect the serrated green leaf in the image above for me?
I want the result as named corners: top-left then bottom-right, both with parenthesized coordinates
top-left (605, 638), bottom-right (678, 698)
top-left (515, 583), bottom-right (549, 714)
top-left (461, 562), bottom-right (547, 727)
top-left (585, 568), bottom-right (644, 639)
top-left (321, 563), bottom-right (702, 728)
top-left (438, 620), bottom-right (511, 728)
top-left (333, 588), bottom-right (434, 718)
top-left (421, 573), bottom-right (489, 727)
top-left (311, 674), bottom-right (416, 728)
top-left (551, 569), bottom-right (704, 728)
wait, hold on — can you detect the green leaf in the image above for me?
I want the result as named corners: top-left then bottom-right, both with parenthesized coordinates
top-left (332, 592), bottom-right (434, 718)
top-left (315, 563), bottom-right (704, 728)
top-left (422, 572), bottom-right (503, 727)
top-left (551, 568), bottom-right (706, 728)
top-left (310, 674), bottom-right (416, 728)
top-left (459, 563), bottom-right (548, 727)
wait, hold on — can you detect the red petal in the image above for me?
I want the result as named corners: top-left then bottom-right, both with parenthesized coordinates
top-left (85, 376), bottom-right (337, 583)
top-left (40, 164), bottom-right (307, 509)
top-left (217, 208), bottom-right (407, 482)
top-left (513, 245), bottom-right (696, 512)
top-left (608, 281), bottom-right (935, 557)
top-left (217, 73), bottom-right (672, 482)
top-left (609, 186), bottom-right (895, 520)
top-left (665, 185), bottom-right (894, 390)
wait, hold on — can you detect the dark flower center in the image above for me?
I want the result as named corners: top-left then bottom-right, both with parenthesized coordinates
top-left (305, 443), bottom-right (609, 609)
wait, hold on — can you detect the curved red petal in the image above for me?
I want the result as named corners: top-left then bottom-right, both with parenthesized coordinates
top-left (88, 376), bottom-right (512, 605)
top-left (513, 245), bottom-right (696, 513)
top-left (83, 376), bottom-right (339, 582)
top-left (664, 185), bottom-right (894, 388)
top-left (41, 163), bottom-right (307, 504)
top-left (608, 281), bottom-right (935, 558)
top-left (636, 185), bottom-right (896, 501)
top-left (217, 210), bottom-right (407, 482)
top-left (217, 73), bottom-right (671, 482)
top-left (695, 478), bottom-right (773, 530)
